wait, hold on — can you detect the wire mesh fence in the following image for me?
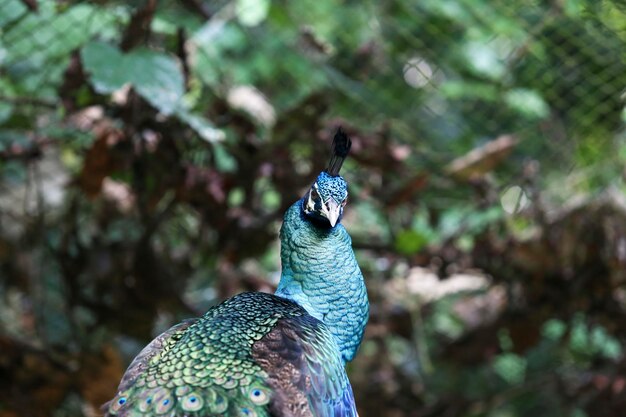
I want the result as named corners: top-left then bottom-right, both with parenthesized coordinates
top-left (2, 1), bottom-right (624, 144)
top-left (1, 1), bottom-right (626, 416)
top-left (1, 0), bottom-right (624, 190)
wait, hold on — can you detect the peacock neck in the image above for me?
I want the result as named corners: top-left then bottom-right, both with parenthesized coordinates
top-left (274, 199), bottom-right (369, 363)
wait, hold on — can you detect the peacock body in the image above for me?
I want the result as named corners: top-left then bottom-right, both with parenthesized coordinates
top-left (104, 129), bottom-right (368, 417)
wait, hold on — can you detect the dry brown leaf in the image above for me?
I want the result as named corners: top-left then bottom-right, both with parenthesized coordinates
top-left (445, 135), bottom-right (518, 181)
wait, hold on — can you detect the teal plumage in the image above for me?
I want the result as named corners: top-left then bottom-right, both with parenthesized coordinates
top-left (276, 200), bottom-right (368, 363)
top-left (104, 129), bottom-right (368, 416)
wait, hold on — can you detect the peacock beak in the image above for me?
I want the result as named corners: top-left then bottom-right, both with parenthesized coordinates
top-left (323, 199), bottom-right (342, 227)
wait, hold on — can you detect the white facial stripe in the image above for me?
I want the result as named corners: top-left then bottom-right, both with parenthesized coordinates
top-left (320, 199), bottom-right (330, 217)
top-left (306, 183), bottom-right (346, 217)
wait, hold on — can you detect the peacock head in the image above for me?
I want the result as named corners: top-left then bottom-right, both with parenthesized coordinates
top-left (302, 128), bottom-right (351, 228)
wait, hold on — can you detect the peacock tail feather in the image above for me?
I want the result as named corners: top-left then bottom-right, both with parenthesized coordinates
top-left (104, 292), bottom-right (357, 417)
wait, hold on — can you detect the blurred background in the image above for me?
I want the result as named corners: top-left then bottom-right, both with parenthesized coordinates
top-left (1, 0), bottom-right (626, 416)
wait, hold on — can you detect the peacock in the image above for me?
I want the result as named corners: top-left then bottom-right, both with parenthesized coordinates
top-left (104, 128), bottom-right (369, 417)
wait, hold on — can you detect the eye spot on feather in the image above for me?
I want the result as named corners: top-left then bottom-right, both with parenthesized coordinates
top-left (155, 397), bottom-right (174, 414)
top-left (138, 396), bottom-right (152, 412)
top-left (181, 392), bottom-right (203, 412)
top-left (248, 386), bottom-right (269, 405)
top-left (110, 394), bottom-right (128, 413)
top-left (239, 407), bottom-right (257, 417)
top-left (152, 388), bottom-right (175, 414)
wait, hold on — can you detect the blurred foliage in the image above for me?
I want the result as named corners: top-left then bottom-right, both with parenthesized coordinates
top-left (1, 0), bottom-right (626, 416)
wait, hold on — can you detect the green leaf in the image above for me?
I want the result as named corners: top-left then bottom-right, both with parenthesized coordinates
top-left (0, 77), bottom-right (14, 123)
top-left (504, 88), bottom-right (550, 119)
top-left (82, 42), bottom-right (185, 115)
top-left (564, 0), bottom-right (585, 18)
top-left (432, 301), bottom-right (465, 338)
top-left (440, 80), bottom-right (498, 101)
top-left (81, 42), bottom-right (127, 93)
top-left (571, 409), bottom-right (588, 417)
top-left (463, 41), bottom-right (505, 80)
top-left (0, 40), bottom-right (5, 66)
top-left (569, 315), bottom-right (589, 353)
top-left (394, 230), bottom-right (429, 255)
top-left (228, 188), bottom-right (245, 207)
top-left (0, 0), bottom-right (27, 28)
top-left (84, 41), bottom-right (223, 136)
top-left (127, 49), bottom-right (184, 115)
top-left (262, 188), bottom-right (281, 211)
top-left (213, 144), bottom-right (237, 172)
top-left (174, 109), bottom-right (225, 143)
top-left (0, 103), bottom-right (12, 124)
top-left (236, 0), bottom-right (271, 27)
top-left (420, 0), bottom-right (473, 25)
top-left (493, 353), bottom-right (526, 385)
top-left (1, 160), bottom-right (28, 184)
top-left (590, 326), bottom-right (622, 359)
top-left (542, 319), bottom-right (567, 341)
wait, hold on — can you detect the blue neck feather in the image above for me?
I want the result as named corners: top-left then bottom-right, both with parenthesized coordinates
top-left (274, 199), bottom-right (369, 363)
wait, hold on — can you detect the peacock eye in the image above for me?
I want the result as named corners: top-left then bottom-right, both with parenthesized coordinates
top-left (341, 198), bottom-right (347, 207)
top-left (310, 187), bottom-right (320, 201)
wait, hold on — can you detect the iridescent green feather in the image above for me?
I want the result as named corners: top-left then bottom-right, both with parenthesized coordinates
top-left (104, 292), bottom-right (357, 417)
top-left (105, 293), bottom-right (300, 417)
